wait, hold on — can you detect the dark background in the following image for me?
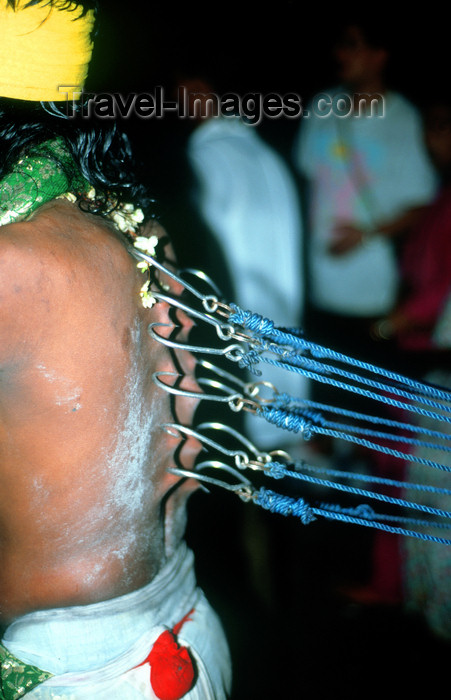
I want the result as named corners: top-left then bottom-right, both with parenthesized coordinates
top-left (88, 4), bottom-right (451, 697)
top-left (88, 3), bottom-right (449, 163)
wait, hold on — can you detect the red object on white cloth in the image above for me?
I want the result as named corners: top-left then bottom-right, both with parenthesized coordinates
top-left (135, 608), bottom-right (196, 700)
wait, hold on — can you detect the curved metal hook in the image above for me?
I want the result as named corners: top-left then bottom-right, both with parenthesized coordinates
top-left (196, 360), bottom-right (270, 414)
top-left (196, 362), bottom-right (278, 415)
top-left (167, 460), bottom-right (254, 501)
top-left (196, 459), bottom-right (253, 485)
top-left (162, 422), bottom-right (251, 468)
top-left (178, 267), bottom-right (223, 299)
top-left (177, 269), bottom-right (235, 322)
top-left (195, 421), bottom-right (267, 460)
top-left (152, 371), bottom-right (256, 411)
top-left (196, 421), bottom-right (293, 467)
top-left (196, 376), bottom-right (251, 407)
top-left (201, 377), bottom-right (278, 407)
top-left (197, 359), bottom-right (279, 403)
top-left (148, 323), bottom-right (245, 361)
top-left (130, 248), bottom-right (213, 303)
top-left (150, 291), bottom-right (258, 348)
top-left (150, 292), bottom-right (233, 334)
top-left (130, 252), bottom-right (238, 335)
top-left (197, 358), bottom-right (250, 391)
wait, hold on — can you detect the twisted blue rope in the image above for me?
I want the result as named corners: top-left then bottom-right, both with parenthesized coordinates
top-left (229, 308), bottom-right (277, 336)
top-left (274, 395), bottom-right (451, 442)
top-left (277, 403), bottom-right (451, 454)
top-left (295, 460), bottom-right (451, 495)
top-left (266, 462), bottom-right (451, 518)
top-left (270, 349), bottom-right (451, 415)
top-left (258, 354), bottom-right (451, 424)
top-left (229, 304), bottom-right (451, 403)
top-left (255, 487), bottom-right (316, 523)
top-left (324, 419), bottom-right (451, 453)
top-left (259, 406), bottom-right (451, 472)
top-left (254, 487), bottom-right (451, 544)
top-left (269, 401), bottom-right (451, 453)
top-left (317, 502), bottom-right (451, 530)
top-left (224, 304), bottom-right (451, 544)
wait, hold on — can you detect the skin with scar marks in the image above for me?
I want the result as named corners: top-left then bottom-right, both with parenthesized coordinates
top-left (0, 199), bottom-right (200, 624)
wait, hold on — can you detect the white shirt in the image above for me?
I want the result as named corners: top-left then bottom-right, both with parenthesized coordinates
top-left (294, 89), bottom-right (438, 316)
top-left (188, 116), bottom-right (307, 450)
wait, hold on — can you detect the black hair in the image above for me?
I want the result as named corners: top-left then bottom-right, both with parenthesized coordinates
top-left (0, 0), bottom-right (154, 215)
top-left (0, 99), bottom-right (154, 212)
top-left (5, 0), bottom-right (97, 14)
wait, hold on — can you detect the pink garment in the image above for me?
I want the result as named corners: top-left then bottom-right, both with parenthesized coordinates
top-left (397, 184), bottom-right (451, 350)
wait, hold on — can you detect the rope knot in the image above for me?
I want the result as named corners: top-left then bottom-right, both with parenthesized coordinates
top-left (268, 463), bottom-right (286, 479)
top-left (261, 406), bottom-right (314, 439)
top-left (256, 488), bottom-right (316, 525)
top-left (238, 350), bottom-right (262, 375)
top-left (229, 304), bottom-right (275, 336)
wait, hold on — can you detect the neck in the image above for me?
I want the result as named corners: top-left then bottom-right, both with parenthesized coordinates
top-left (347, 76), bottom-right (386, 96)
top-left (345, 79), bottom-right (387, 115)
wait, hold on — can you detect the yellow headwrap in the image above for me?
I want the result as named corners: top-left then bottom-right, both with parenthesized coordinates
top-left (0, 1), bottom-right (95, 102)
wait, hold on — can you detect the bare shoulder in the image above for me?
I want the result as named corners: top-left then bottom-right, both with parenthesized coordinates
top-left (0, 197), bottom-right (134, 268)
top-left (0, 199), bottom-right (137, 366)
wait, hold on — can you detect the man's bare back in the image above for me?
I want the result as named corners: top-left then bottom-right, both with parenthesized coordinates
top-left (0, 4), bottom-right (233, 694)
top-left (0, 198), bottom-right (198, 624)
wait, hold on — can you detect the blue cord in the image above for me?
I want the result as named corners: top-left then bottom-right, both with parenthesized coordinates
top-left (279, 406), bottom-right (451, 455)
top-left (268, 349), bottom-right (451, 415)
top-left (255, 487), bottom-right (451, 544)
top-left (258, 354), bottom-right (451, 424)
top-left (266, 397), bottom-right (451, 454)
top-left (274, 395), bottom-right (451, 442)
top-left (317, 502), bottom-right (451, 530)
top-left (220, 304), bottom-right (451, 544)
top-left (258, 405), bottom-right (451, 472)
top-left (229, 305), bottom-right (451, 403)
top-left (294, 460), bottom-right (451, 495)
top-left (266, 462), bottom-right (451, 519)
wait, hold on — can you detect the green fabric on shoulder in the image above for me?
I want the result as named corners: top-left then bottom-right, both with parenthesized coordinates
top-left (0, 137), bottom-right (90, 227)
top-left (0, 643), bottom-right (53, 699)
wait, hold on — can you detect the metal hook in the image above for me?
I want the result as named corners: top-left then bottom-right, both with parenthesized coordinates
top-left (196, 375), bottom-right (252, 403)
top-left (195, 421), bottom-right (293, 469)
top-left (197, 360), bottom-right (274, 414)
top-left (148, 323), bottom-right (245, 361)
top-left (130, 250), bottom-right (239, 333)
top-left (197, 358), bottom-right (250, 391)
top-left (196, 361), bottom-right (276, 415)
top-left (164, 418), bottom-right (292, 476)
top-left (162, 422), bottom-right (251, 468)
top-left (177, 269), bottom-right (234, 320)
top-left (245, 379), bottom-right (280, 403)
top-left (196, 360), bottom-right (278, 407)
top-left (150, 292), bottom-right (239, 342)
top-left (130, 248), bottom-right (213, 304)
top-left (178, 268), bottom-right (223, 299)
top-left (195, 421), bottom-right (269, 461)
top-left (200, 376), bottom-right (279, 407)
top-left (147, 289), bottom-right (259, 349)
top-left (150, 292), bottom-right (226, 329)
top-left (152, 370), bottom-right (251, 407)
top-left (131, 254), bottom-right (237, 332)
top-left (202, 296), bottom-right (233, 317)
top-left (167, 461), bottom-right (255, 501)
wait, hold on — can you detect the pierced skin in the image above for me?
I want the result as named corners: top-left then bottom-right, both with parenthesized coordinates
top-left (0, 199), bottom-right (201, 624)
